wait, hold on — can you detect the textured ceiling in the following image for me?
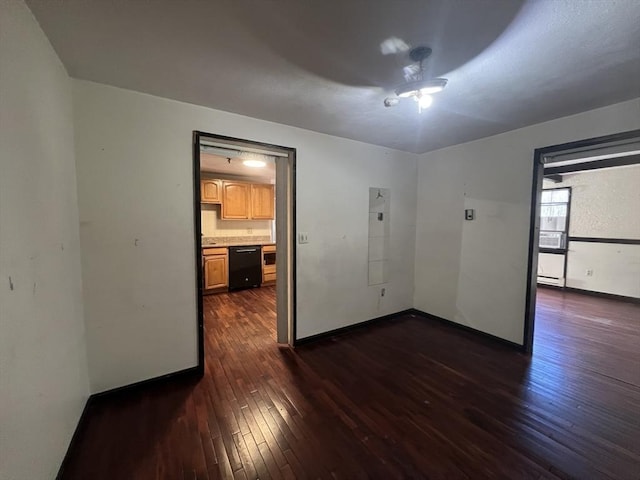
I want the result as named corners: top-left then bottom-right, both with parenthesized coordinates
top-left (26, 0), bottom-right (640, 153)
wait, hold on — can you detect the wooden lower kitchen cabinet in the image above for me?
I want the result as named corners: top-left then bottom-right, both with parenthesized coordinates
top-left (262, 244), bottom-right (276, 284)
top-left (203, 248), bottom-right (228, 291)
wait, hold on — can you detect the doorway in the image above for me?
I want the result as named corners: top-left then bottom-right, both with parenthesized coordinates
top-left (192, 131), bottom-right (296, 373)
top-left (524, 129), bottom-right (640, 353)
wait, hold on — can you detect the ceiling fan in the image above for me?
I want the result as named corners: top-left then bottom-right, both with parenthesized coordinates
top-left (384, 46), bottom-right (447, 113)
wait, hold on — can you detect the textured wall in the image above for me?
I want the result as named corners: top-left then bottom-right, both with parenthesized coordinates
top-left (545, 165), bottom-right (640, 239)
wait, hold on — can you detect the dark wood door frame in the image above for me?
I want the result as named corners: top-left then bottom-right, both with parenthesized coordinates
top-left (192, 131), bottom-right (297, 374)
top-left (523, 128), bottom-right (640, 353)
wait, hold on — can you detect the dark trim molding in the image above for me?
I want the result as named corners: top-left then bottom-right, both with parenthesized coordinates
top-left (537, 283), bottom-right (564, 290)
top-left (539, 248), bottom-right (566, 255)
top-left (562, 187), bottom-right (572, 284)
top-left (291, 152), bottom-right (298, 345)
top-left (91, 366), bottom-right (200, 400)
top-left (192, 132), bottom-right (205, 375)
top-left (56, 366), bottom-right (199, 479)
top-left (55, 396), bottom-right (94, 480)
top-left (193, 131), bottom-right (298, 358)
top-left (195, 131), bottom-right (294, 154)
top-left (296, 308), bottom-right (524, 352)
top-left (564, 287), bottom-right (640, 305)
top-left (537, 130), bottom-right (640, 159)
top-left (541, 185), bottom-right (570, 193)
top-left (544, 153), bottom-right (640, 175)
top-left (295, 309), bottom-right (415, 346)
top-left (544, 174), bottom-right (563, 183)
top-left (569, 236), bottom-right (640, 245)
top-left (410, 309), bottom-right (525, 352)
top-left (524, 129), bottom-right (640, 354)
top-left (524, 146), bottom-right (544, 354)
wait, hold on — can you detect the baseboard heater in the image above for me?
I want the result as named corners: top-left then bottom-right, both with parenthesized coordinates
top-left (537, 275), bottom-right (564, 287)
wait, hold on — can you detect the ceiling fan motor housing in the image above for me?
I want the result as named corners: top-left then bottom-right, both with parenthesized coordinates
top-left (386, 45), bottom-right (446, 111)
top-left (409, 46), bottom-right (432, 63)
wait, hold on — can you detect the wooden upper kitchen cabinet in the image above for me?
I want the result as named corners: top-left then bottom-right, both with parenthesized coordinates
top-left (201, 179), bottom-right (221, 203)
top-left (203, 248), bottom-right (228, 290)
top-left (221, 182), bottom-right (250, 219)
top-left (221, 181), bottom-right (275, 220)
top-left (251, 184), bottom-right (275, 220)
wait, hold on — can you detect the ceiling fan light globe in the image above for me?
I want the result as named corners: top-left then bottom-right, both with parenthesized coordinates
top-left (420, 85), bottom-right (444, 95)
top-left (395, 78), bottom-right (447, 99)
top-left (418, 95), bottom-right (433, 110)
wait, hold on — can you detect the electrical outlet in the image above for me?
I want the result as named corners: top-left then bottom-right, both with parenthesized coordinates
top-left (298, 232), bottom-right (309, 244)
top-left (586, 269), bottom-right (594, 276)
top-left (380, 288), bottom-right (386, 297)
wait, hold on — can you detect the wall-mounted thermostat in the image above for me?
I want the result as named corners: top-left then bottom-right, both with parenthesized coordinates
top-left (465, 209), bottom-right (475, 221)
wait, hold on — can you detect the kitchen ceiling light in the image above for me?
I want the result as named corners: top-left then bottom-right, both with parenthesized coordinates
top-left (243, 159), bottom-right (266, 168)
top-left (385, 46), bottom-right (447, 113)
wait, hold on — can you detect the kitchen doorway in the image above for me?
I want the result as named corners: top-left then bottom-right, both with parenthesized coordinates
top-left (524, 129), bottom-right (640, 354)
top-left (192, 131), bottom-right (296, 372)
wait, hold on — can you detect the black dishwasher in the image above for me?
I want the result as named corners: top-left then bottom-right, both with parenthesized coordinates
top-left (228, 246), bottom-right (262, 290)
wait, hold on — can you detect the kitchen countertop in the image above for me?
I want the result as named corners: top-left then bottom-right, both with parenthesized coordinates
top-left (202, 241), bottom-right (275, 248)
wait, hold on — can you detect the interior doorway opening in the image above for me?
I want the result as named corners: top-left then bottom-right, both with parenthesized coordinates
top-left (192, 131), bottom-right (296, 373)
top-left (524, 129), bottom-right (640, 353)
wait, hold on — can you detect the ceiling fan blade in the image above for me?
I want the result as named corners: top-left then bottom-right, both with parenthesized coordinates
top-left (379, 36), bottom-right (411, 56)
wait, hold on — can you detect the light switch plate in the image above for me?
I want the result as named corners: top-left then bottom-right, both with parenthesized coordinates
top-left (298, 232), bottom-right (309, 244)
top-left (465, 209), bottom-right (475, 221)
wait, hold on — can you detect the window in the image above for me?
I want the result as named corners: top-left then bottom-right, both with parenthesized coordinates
top-left (539, 187), bottom-right (570, 250)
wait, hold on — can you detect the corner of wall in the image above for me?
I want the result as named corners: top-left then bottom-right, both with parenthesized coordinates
top-left (411, 99), bottom-right (640, 344)
top-left (0, 0), bottom-right (90, 477)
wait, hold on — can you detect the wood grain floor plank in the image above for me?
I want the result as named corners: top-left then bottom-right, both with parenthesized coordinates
top-left (60, 286), bottom-right (640, 479)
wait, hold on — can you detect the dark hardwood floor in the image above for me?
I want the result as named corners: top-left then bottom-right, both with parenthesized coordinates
top-left (60, 287), bottom-right (640, 479)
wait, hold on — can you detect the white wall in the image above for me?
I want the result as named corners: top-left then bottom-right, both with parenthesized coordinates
top-left (542, 166), bottom-right (640, 297)
top-left (0, 1), bottom-right (89, 479)
top-left (414, 99), bottom-right (640, 344)
top-left (566, 243), bottom-right (640, 298)
top-left (73, 80), bottom-right (418, 392)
